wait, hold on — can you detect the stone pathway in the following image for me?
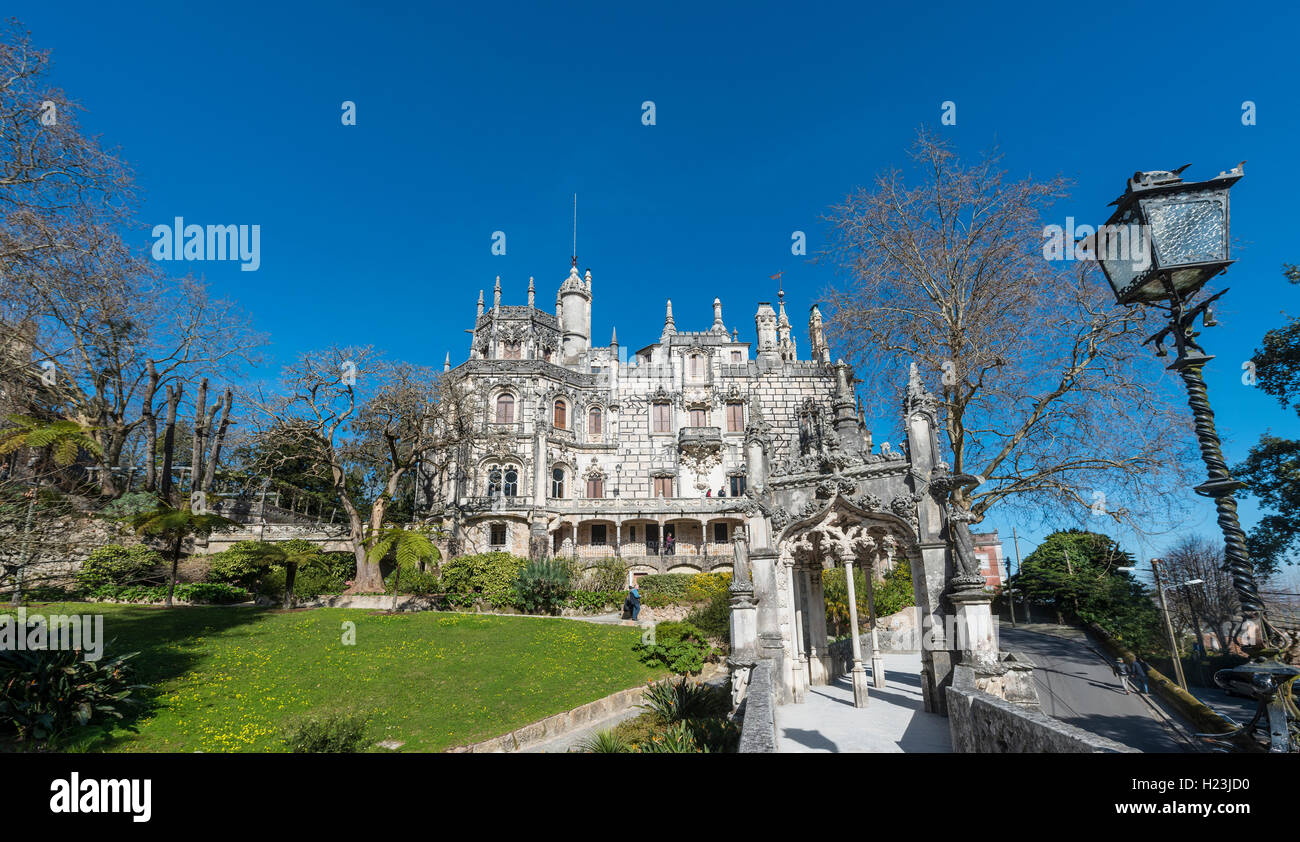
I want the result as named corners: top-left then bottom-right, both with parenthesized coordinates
top-left (774, 653), bottom-right (952, 752)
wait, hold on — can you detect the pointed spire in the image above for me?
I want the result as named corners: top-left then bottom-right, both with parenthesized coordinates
top-left (476, 290), bottom-right (485, 319)
top-left (712, 297), bottom-right (726, 333)
top-left (527, 276), bottom-right (535, 307)
top-left (444, 352), bottom-right (451, 372)
top-left (584, 268), bottom-right (592, 292)
top-left (610, 326), bottom-right (618, 346)
top-left (662, 299), bottom-right (676, 340)
top-left (493, 276), bottom-right (501, 309)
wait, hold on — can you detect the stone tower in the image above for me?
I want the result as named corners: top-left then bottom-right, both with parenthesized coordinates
top-left (559, 260), bottom-right (591, 362)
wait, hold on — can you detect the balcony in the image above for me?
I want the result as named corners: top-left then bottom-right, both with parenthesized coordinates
top-left (678, 426), bottom-right (722, 451)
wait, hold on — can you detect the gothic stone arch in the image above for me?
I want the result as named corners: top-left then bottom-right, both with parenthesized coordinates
top-left (771, 493), bottom-right (924, 705)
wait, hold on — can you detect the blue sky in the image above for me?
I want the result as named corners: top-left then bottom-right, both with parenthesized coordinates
top-left (11, 1), bottom-right (1299, 571)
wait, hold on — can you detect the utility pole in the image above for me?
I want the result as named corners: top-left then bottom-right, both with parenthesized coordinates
top-left (1012, 527), bottom-right (1029, 624)
top-left (1152, 557), bottom-right (1189, 692)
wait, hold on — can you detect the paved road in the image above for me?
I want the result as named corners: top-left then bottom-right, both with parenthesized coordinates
top-left (998, 624), bottom-right (1193, 753)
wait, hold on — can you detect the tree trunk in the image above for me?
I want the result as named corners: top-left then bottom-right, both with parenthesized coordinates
top-left (166, 536), bottom-right (182, 607)
top-left (201, 389), bottom-right (233, 493)
top-left (392, 566), bottom-right (401, 612)
top-left (190, 379), bottom-right (209, 494)
top-left (284, 563), bottom-right (297, 610)
top-left (144, 361), bottom-right (160, 492)
top-left (159, 383), bottom-right (182, 506)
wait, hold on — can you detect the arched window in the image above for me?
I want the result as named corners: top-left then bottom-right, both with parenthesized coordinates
top-left (503, 469), bottom-right (518, 497)
top-left (551, 467), bottom-right (565, 498)
top-left (588, 407), bottom-right (602, 435)
top-left (554, 399), bottom-right (567, 429)
top-left (495, 394), bottom-right (515, 425)
top-left (487, 468), bottom-right (503, 497)
top-left (502, 341), bottom-right (522, 359)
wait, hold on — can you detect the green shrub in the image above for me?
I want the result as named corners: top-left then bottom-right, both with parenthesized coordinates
top-left (0, 628), bottom-right (144, 743)
top-left (685, 571), bottom-right (731, 602)
top-left (440, 552), bottom-right (526, 609)
top-left (515, 559), bottom-right (572, 615)
top-left (685, 587), bottom-right (731, 644)
top-left (257, 567), bottom-right (346, 600)
top-left (637, 574), bottom-right (695, 607)
top-left (575, 558), bottom-right (629, 593)
top-left (203, 541), bottom-right (266, 588)
top-left (576, 728), bottom-right (632, 753)
top-left (77, 544), bottom-right (163, 589)
top-left (382, 565), bottom-right (440, 596)
top-left (84, 582), bottom-right (249, 604)
top-left (641, 677), bottom-right (730, 722)
top-left (283, 713), bottom-right (369, 753)
top-left (635, 621), bottom-right (713, 674)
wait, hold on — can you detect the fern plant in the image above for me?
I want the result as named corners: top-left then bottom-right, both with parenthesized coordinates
top-left (366, 526), bottom-right (439, 609)
top-left (0, 415), bottom-right (103, 468)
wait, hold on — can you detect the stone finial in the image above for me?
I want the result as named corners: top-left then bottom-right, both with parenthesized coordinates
top-left (584, 268), bottom-right (592, 292)
top-left (712, 297), bottom-right (726, 333)
top-left (662, 299), bottom-right (676, 339)
top-left (610, 326), bottom-right (618, 346)
top-left (476, 290), bottom-right (485, 319)
top-left (809, 304), bottom-right (830, 363)
top-left (527, 276), bottom-right (535, 307)
top-left (444, 352), bottom-right (451, 372)
top-left (493, 276), bottom-right (502, 309)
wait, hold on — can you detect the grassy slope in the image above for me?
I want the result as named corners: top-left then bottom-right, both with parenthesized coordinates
top-left (5, 604), bottom-right (665, 752)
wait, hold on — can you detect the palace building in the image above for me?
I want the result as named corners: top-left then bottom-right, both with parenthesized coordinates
top-left (421, 257), bottom-right (995, 714)
top-left (421, 259), bottom-right (862, 577)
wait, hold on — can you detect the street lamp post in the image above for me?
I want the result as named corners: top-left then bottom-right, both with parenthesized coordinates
top-left (1092, 164), bottom-right (1284, 655)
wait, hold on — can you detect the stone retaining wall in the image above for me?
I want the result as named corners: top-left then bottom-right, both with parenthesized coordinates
top-left (737, 659), bottom-right (777, 753)
top-left (946, 659), bottom-right (1136, 753)
top-left (448, 684), bottom-right (649, 752)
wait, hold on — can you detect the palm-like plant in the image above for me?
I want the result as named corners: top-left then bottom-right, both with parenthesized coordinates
top-left (243, 540), bottom-right (325, 608)
top-left (0, 414), bottom-right (103, 469)
top-left (365, 526), bottom-right (439, 610)
top-left (129, 498), bottom-right (237, 607)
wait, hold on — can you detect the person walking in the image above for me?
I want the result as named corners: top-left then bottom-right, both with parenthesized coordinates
top-left (628, 580), bottom-right (642, 622)
top-left (1113, 657), bottom-right (1133, 695)
top-left (1131, 657), bottom-right (1150, 694)
top-left (665, 533), bottom-right (675, 556)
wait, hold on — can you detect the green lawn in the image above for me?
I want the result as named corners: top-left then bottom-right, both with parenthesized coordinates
top-left (5, 603), bottom-right (665, 752)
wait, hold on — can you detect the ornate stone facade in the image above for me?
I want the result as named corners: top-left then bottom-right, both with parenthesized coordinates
top-left (421, 260), bottom-right (991, 713)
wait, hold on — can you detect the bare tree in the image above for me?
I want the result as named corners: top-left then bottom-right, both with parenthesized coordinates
top-left (1163, 534), bottom-right (1245, 653)
top-left (0, 24), bottom-right (263, 496)
top-left (821, 129), bottom-right (1196, 530)
top-left (248, 347), bottom-right (475, 593)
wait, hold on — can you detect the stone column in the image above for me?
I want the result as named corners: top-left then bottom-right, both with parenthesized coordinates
top-left (864, 560), bottom-right (886, 689)
top-left (842, 556), bottom-right (870, 707)
top-left (805, 567), bottom-right (829, 685)
top-left (784, 561), bottom-right (808, 703)
top-left (950, 587), bottom-right (998, 669)
top-left (750, 546), bottom-right (788, 703)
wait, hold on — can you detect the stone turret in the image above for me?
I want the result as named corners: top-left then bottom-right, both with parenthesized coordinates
top-left (755, 302), bottom-right (778, 364)
top-left (809, 305), bottom-right (830, 363)
top-left (661, 299), bottom-right (676, 342)
top-left (559, 260), bottom-right (591, 362)
top-left (776, 288), bottom-right (796, 362)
